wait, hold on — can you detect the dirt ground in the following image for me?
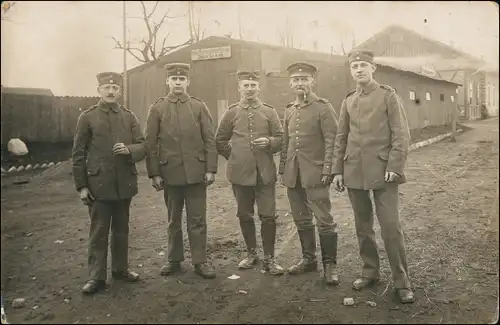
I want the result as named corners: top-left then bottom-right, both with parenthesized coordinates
top-left (1, 118), bottom-right (498, 324)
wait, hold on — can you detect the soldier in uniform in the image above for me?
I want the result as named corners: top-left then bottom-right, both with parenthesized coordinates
top-left (216, 70), bottom-right (285, 275)
top-left (72, 72), bottom-right (147, 294)
top-left (145, 63), bottom-right (217, 279)
top-left (332, 49), bottom-right (414, 303)
top-left (279, 62), bottom-right (340, 285)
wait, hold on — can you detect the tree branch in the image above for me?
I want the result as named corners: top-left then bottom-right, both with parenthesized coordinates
top-left (111, 1), bottom-right (193, 63)
top-left (159, 38), bottom-right (192, 57)
top-left (148, 1), bottom-right (159, 19)
top-left (127, 47), bottom-right (148, 63)
top-left (111, 36), bottom-right (123, 49)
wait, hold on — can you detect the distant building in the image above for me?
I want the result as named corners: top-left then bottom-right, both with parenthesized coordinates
top-left (126, 36), bottom-right (460, 130)
top-left (357, 24), bottom-right (499, 119)
top-left (1, 86), bottom-right (54, 97)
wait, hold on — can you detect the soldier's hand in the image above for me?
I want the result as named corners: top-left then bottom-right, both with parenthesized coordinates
top-left (321, 174), bottom-right (333, 186)
top-left (204, 172), bottom-right (215, 186)
top-left (332, 174), bottom-right (345, 192)
top-left (385, 171), bottom-right (398, 183)
top-left (79, 187), bottom-right (94, 205)
top-left (152, 176), bottom-right (164, 191)
top-left (113, 143), bottom-right (131, 155)
top-left (253, 137), bottom-right (270, 150)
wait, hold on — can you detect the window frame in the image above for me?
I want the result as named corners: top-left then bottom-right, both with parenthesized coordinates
top-left (409, 90), bottom-right (416, 101)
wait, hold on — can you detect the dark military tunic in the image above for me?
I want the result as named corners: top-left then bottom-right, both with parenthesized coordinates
top-left (145, 92), bottom-right (217, 185)
top-left (216, 98), bottom-right (283, 186)
top-left (332, 80), bottom-right (411, 190)
top-left (279, 93), bottom-right (338, 188)
top-left (72, 100), bottom-right (146, 200)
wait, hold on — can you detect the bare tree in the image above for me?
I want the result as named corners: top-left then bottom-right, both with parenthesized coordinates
top-left (187, 1), bottom-right (205, 42)
top-left (329, 20), bottom-right (356, 55)
top-left (112, 1), bottom-right (192, 63)
top-left (1, 1), bottom-right (17, 21)
top-left (278, 16), bottom-right (295, 48)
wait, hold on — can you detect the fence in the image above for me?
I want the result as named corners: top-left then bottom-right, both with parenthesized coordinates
top-left (1, 94), bottom-right (100, 145)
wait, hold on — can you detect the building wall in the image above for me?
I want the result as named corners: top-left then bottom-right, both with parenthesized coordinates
top-left (461, 70), bottom-right (485, 119)
top-left (484, 72), bottom-right (499, 116)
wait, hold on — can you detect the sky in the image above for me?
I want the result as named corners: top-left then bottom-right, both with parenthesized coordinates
top-left (1, 1), bottom-right (498, 96)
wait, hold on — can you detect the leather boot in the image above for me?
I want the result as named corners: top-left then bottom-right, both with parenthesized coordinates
top-left (112, 269), bottom-right (140, 282)
top-left (238, 248), bottom-right (259, 269)
top-left (261, 219), bottom-right (284, 275)
top-left (288, 228), bottom-right (317, 275)
top-left (194, 263), bottom-right (216, 279)
top-left (160, 262), bottom-right (182, 276)
top-left (81, 280), bottom-right (106, 295)
top-left (238, 219), bottom-right (259, 269)
top-left (319, 232), bottom-right (340, 285)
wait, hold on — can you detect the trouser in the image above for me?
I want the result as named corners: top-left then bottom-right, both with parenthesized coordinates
top-left (232, 178), bottom-right (278, 258)
top-left (164, 183), bottom-right (207, 265)
top-left (88, 199), bottom-right (132, 281)
top-left (347, 184), bottom-right (411, 289)
top-left (287, 170), bottom-right (337, 262)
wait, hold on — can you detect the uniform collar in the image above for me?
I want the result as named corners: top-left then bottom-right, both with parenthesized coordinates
top-left (356, 80), bottom-right (379, 95)
top-left (294, 92), bottom-right (319, 107)
top-left (166, 92), bottom-right (190, 103)
top-left (239, 98), bottom-right (262, 109)
top-left (97, 100), bottom-right (119, 113)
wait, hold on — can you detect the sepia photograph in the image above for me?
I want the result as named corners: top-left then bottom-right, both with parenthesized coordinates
top-left (1, 1), bottom-right (498, 324)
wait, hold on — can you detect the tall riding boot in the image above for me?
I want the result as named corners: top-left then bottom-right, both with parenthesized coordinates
top-left (320, 232), bottom-right (340, 285)
top-left (288, 228), bottom-right (318, 275)
top-left (238, 219), bottom-right (259, 269)
top-left (261, 219), bottom-right (284, 275)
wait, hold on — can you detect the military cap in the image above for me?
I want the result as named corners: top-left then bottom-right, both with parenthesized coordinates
top-left (348, 49), bottom-right (374, 64)
top-left (97, 72), bottom-right (123, 87)
top-left (286, 62), bottom-right (318, 77)
top-left (165, 63), bottom-right (191, 78)
top-left (237, 70), bottom-right (260, 82)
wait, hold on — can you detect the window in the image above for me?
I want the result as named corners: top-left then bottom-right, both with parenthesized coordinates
top-left (440, 94), bottom-right (445, 102)
top-left (456, 88), bottom-right (459, 94)
top-left (426, 92), bottom-right (431, 101)
top-left (451, 95), bottom-right (455, 103)
top-left (409, 90), bottom-right (416, 100)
